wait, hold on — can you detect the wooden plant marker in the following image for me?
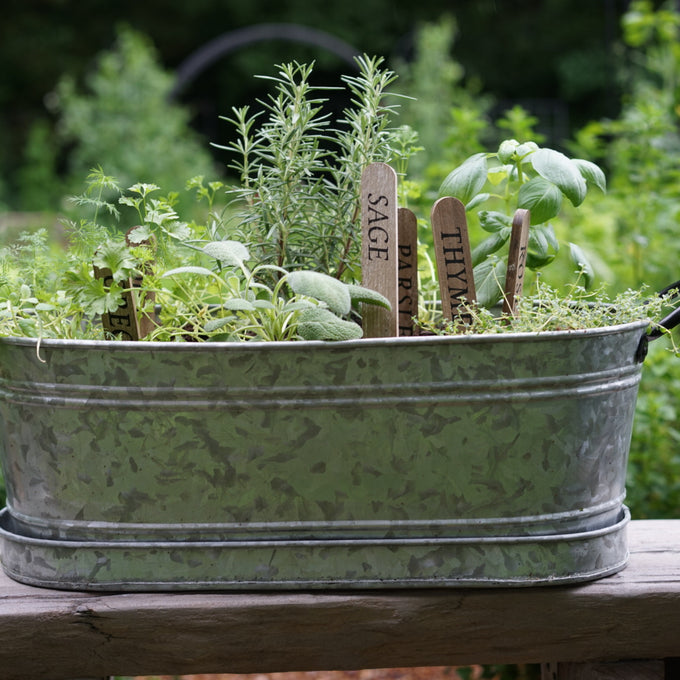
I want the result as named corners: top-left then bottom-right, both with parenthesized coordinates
top-left (93, 263), bottom-right (142, 341)
top-left (502, 208), bottom-right (531, 316)
top-left (397, 207), bottom-right (419, 336)
top-left (92, 227), bottom-right (155, 341)
top-left (361, 163), bottom-right (399, 337)
top-left (125, 226), bottom-right (157, 338)
top-left (431, 196), bottom-right (476, 324)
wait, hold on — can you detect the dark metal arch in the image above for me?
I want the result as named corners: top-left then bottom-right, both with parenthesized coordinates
top-left (171, 23), bottom-right (362, 97)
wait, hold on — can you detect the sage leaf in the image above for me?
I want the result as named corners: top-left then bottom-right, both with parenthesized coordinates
top-left (530, 148), bottom-right (587, 206)
top-left (297, 307), bottom-right (363, 341)
top-left (202, 240), bottom-right (250, 266)
top-left (204, 316), bottom-right (237, 332)
top-left (252, 299), bottom-right (276, 310)
top-left (517, 176), bottom-right (563, 224)
top-left (287, 270), bottom-right (351, 316)
top-left (162, 265), bottom-right (218, 279)
top-left (222, 299), bottom-right (256, 311)
top-left (346, 284), bottom-right (391, 309)
top-left (474, 258), bottom-right (507, 308)
top-left (438, 152), bottom-right (488, 204)
top-left (568, 242), bottom-right (595, 288)
top-left (572, 159), bottom-right (607, 193)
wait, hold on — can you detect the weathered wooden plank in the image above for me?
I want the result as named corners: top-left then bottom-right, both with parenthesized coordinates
top-left (0, 521), bottom-right (678, 680)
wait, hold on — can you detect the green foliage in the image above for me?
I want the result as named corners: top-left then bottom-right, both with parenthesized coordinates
top-left (221, 56), bottom-right (414, 280)
top-left (437, 139), bottom-right (606, 306)
top-left (51, 26), bottom-right (216, 198)
top-left (0, 169), bottom-right (391, 343)
top-left (417, 280), bottom-right (669, 337)
top-left (392, 15), bottom-right (493, 177)
top-left (628, 337), bottom-right (680, 519)
top-left (568, 0), bottom-right (680, 291)
top-left (15, 119), bottom-right (63, 211)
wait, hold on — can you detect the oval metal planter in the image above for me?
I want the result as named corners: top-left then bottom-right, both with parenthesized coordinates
top-left (0, 320), bottom-right (648, 589)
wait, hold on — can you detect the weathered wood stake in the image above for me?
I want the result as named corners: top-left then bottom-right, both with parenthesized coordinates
top-left (397, 207), bottom-right (419, 336)
top-left (502, 208), bottom-right (531, 316)
top-left (431, 196), bottom-right (476, 324)
top-left (361, 163), bottom-right (399, 337)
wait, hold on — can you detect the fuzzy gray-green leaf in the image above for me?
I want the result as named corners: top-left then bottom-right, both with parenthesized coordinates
top-left (287, 271), bottom-right (351, 316)
top-left (202, 240), bottom-right (250, 266)
top-left (297, 307), bottom-right (363, 341)
top-left (346, 284), bottom-right (391, 309)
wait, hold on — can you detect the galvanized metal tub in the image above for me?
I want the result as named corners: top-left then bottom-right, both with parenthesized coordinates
top-left (0, 320), bottom-right (648, 589)
top-left (0, 506), bottom-right (630, 590)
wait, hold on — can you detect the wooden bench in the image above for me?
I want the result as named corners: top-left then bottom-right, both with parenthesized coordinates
top-left (0, 520), bottom-right (678, 680)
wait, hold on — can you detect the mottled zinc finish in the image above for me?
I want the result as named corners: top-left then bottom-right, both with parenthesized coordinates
top-left (0, 322), bottom-right (647, 588)
top-left (0, 507), bottom-right (629, 590)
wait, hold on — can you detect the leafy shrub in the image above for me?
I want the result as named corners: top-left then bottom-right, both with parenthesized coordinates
top-left (50, 26), bottom-right (216, 200)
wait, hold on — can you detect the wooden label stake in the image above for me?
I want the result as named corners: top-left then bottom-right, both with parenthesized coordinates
top-left (361, 163), bottom-right (399, 337)
top-left (502, 208), bottom-right (531, 316)
top-left (92, 265), bottom-right (142, 341)
top-left (431, 196), bottom-right (476, 323)
top-left (397, 207), bottom-right (419, 336)
top-left (126, 226), bottom-right (157, 338)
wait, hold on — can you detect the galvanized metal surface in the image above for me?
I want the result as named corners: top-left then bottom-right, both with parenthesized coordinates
top-left (0, 322), bottom-right (647, 589)
top-left (0, 507), bottom-right (630, 590)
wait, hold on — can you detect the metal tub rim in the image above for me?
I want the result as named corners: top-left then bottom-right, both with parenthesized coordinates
top-left (0, 318), bottom-right (650, 353)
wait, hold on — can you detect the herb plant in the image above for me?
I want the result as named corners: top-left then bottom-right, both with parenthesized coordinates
top-left (221, 56), bottom-right (410, 280)
top-left (438, 139), bottom-right (607, 306)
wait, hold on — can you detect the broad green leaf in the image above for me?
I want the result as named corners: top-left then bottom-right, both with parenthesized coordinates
top-left (346, 283), bottom-right (391, 309)
top-left (524, 225), bottom-right (559, 270)
top-left (471, 229), bottom-right (511, 266)
top-left (466, 192), bottom-right (490, 211)
top-left (517, 176), bottom-right (563, 224)
top-left (526, 252), bottom-right (555, 269)
top-left (572, 159), bottom-right (607, 193)
top-left (287, 270), bottom-right (351, 316)
top-left (473, 258), bottom-right (507, 308)
top-left (527, 226), bottom-right (558, 269)
top-left (538, 223), bottom-right (560, 252)
top-left (568, 242), bottom-right (595, 288)
top-left (438, 152), bottom-right (488, 204)
top-left (479, 210), bottom-right (512, 233)
top-left (297, 307), bottom-right (363, 341)
top-left (202, 240), bottom-right (250, 266)
top-left (530, 148), bottom-right (587, 206)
